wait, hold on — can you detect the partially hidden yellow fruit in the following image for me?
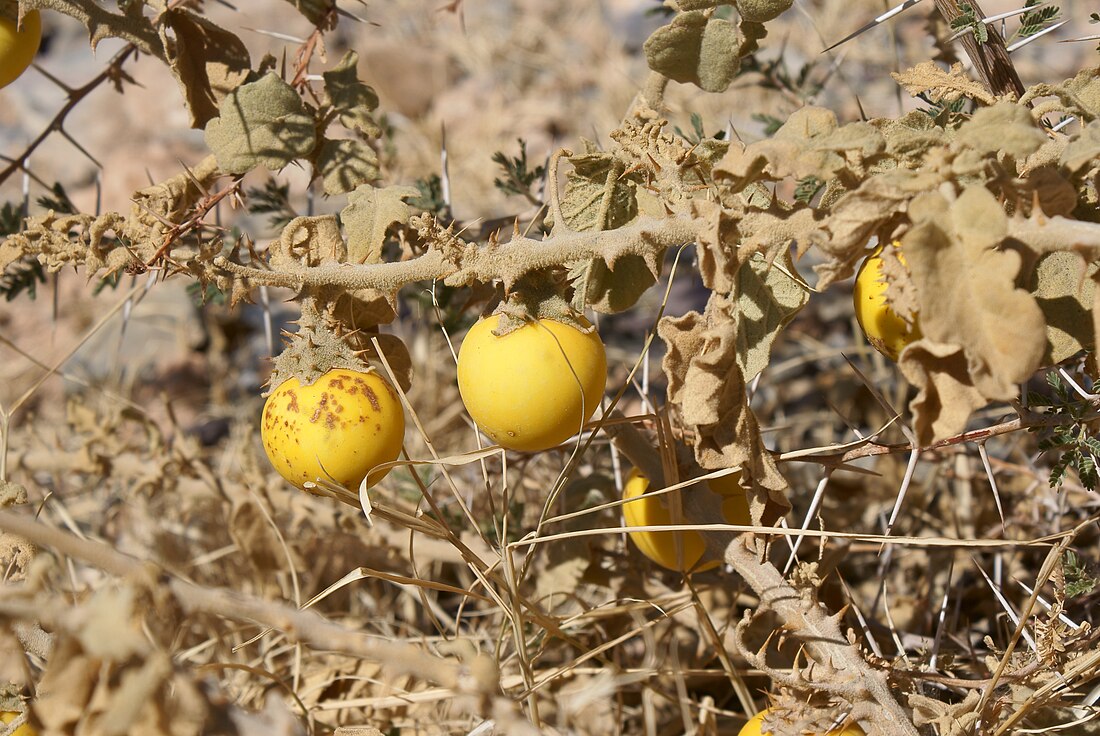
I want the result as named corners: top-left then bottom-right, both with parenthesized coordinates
top-left (456, 316), bottom-right (607, 452)
top-left (1, 710), bottom-right (38, 736)
top-left (853, 242), bottom-right (921, 361)
top-left (622, 469), bottom-right (750, 572)
top-left (261, 368), bottom-right (405, 491)
top-left (738, 709), bottom-right (866, 736)
top-left (0, 10), bottom-right (41, 90)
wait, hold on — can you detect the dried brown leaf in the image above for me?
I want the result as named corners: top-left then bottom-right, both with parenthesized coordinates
top-left (892, 61), bottom-right (997, 106)
top-left (160, 9), bottom-right (251, 129)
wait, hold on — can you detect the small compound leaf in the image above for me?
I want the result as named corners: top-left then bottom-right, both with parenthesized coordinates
top-left (204, 72), bottom-right (317, 174)
top-left (1027, 251), bottom-right (1096, 365)
top-left (734, 250), bottom-right (810, 381)
top-left (323, 51), bottom-right (382, 138)
top-left (955, 102), bottom-right (1047, 161)
top-left (342, 185), bottom-right (421, 264)
top-left (160, 8), bottom-right (251, 129)
top-left (643, 12), bottom-right (742, 94)
top-left (317, 138), bottom-right (379, 196)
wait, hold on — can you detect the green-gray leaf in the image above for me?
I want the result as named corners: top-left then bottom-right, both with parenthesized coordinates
top-left (204, 73), bottom-right (317, 174)
top-left (323, 51), bottom-right (382, 138)
top-left (317, 138), bottom-right (379, 196)
top-left (734, 250), bottom-right (809, 380)
top-left (643, 11), bottom-right (742, 93)
top-left (342, 185), bottom-right (421, 264)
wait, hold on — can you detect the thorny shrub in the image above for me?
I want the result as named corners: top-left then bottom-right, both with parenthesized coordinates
top-left (0, 0), bottom-right (1099, 733)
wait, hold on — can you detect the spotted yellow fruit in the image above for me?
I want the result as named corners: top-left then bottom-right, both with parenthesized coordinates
top-left (261, 368), bottom-right (405, 491)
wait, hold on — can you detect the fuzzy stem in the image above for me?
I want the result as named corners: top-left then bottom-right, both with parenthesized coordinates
top-left (216, 215), bottom-right (699, 292)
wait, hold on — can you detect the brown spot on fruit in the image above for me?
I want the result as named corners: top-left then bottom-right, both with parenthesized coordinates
top-left (364, 386), bottom-right (381, 411)
top-left (330, 377), bottom-right (345, 389)
top-left (286, 391), bottom-right (299, 413)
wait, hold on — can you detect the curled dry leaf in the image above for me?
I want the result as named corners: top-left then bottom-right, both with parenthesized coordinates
top-left (899, 188), bottom-right (1046, 444)
top-left (159, 8), bottom-right (251, 129)
top-left (659, 294), bottom-right (790, 523)
top-left (891, 61), bottom-right (997, 107)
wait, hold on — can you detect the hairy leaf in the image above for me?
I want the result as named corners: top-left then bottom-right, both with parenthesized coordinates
top-left (323, 52), bottom-right (382, 138)
top-left (900, 188), bottom-right (1046, 442)
top-left (733, 250), bottom-right (809, 380)
top-left (160, 9), bottom-right (251, 129)
top-left (204, 73), bottom-right (316, 174)
top-left (714, 107), bottom-right (885, 191)
top-left (1027, 251), bottom-right (1096, 364)
top-left (1060, 119), bottom-right (1100, 173)
top-left (735, 0), bottom-right (794, 22)
top-left (560, 150), bottom-right (638, 232)
top-left (955, 102), bottom-right (1047, 161)
top-left (643, 11), bottom-right (742, 93)
top-left (658, 295), bottom-right (790, 521)
top-left (342, 185), bottom-right (421, 265)
top-left (569, 255), bottom-right (659, 314)
top-left (317, 138), bottom-right (379, 196)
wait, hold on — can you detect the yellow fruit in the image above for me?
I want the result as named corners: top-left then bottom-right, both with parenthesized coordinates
top-left (456, 316), bottom-right (607, 452)
top-left (853, 243), bottom-right (921, 361)
top-left (1, 710), bottom-right (37, 736)
top-left (261, 368), bottom-right (405, 491)
top-left (622, 469), bottom-right (751, 572)
top-left (738, 709), bottom-right (866, 736)
top-left (0, 10), bottom-right (41, 90)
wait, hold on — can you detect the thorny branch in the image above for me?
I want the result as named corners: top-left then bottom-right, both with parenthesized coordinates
top-left (0, 43), bottom-right (139, 187)
top-left (215, 215), bottom-right (699, 294)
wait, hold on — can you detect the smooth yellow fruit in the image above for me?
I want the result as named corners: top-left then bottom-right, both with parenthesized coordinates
top-left (1, 710), bottom-right (37, 736)
top-left (622, 469), bottom-right (750, 572)
top-left (738, 709), bottom-right (866, 736)
top-left (456, 316), bottom-right (607, 452)
top-left (0, 10), bottom-right (41, 90)
top-left (853, 243), bottom-right (922, 361)
top-left (261, 368), bottom-right (405, 491)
